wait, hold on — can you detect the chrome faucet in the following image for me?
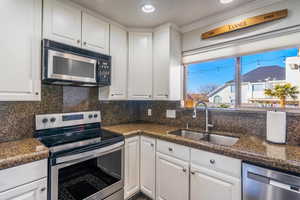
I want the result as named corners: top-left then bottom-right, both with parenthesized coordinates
top-left (193, 101), bottom-right (213, 133)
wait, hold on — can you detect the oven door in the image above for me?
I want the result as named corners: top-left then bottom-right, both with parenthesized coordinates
top-left (51, 142), bottom-right (124, 200)
top-left (47, 50), bottom-right (98, 84)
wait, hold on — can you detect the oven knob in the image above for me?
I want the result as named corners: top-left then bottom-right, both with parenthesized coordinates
top-left (50, 118), bottom-right (56, 123)
top-left (42, 118), bottom-right (48, 124)
top-left (94, 114), bottom-right (98, 118)
top-left (88, 114), bottom-right (93, 119)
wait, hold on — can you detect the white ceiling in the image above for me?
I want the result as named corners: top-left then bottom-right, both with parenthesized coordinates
top-left (71, 0), bottom-right (257, 28)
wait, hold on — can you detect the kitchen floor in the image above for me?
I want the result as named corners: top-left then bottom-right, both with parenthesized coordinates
top-left (129, 193), bottom-right (151, 200)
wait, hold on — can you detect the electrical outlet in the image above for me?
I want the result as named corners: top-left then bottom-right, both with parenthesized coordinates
top-left (166, 110), bottom-right (176, 119)
top-left (147, 109), bottom-right (152, 116)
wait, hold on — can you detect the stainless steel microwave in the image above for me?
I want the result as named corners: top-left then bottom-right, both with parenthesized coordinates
top-left (42, 39), bottom-right (111, 87)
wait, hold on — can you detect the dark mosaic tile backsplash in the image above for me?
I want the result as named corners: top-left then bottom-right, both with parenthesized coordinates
top-left (0, 85), bottom-right (139, 143)
top-left (138, 101), bottom-right (300, 145)
top-left (0, 86), bottom-right (300, 145)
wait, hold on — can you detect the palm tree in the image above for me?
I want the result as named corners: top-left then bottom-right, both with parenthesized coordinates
top-left (264, 83), bottom-right (299, 108)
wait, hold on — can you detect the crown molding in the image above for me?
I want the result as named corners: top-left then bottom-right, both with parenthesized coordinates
top-left (180, 0), bottom-right (284, 33)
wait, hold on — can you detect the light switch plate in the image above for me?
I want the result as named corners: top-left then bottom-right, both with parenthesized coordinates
top-left (147, 109), bottom-right (152, 116)
top-left (166, 110), bottom-right (176, 119)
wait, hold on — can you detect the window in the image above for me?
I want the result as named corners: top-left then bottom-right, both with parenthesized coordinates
top-left (186, 47), bottom-right (299, 108)
top-left (186, 58), bottom-right (236, 108)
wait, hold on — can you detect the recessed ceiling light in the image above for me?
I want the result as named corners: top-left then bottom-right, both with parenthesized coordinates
top-left (142, 4), bottom-right (156, 13)
top-left (220, 0), bottom-right (234, 4)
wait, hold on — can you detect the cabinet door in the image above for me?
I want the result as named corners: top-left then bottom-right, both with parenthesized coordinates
top-left (82, 12), bottom-right (110, 54)
top-left (124, 137), bottom-right (140, 199)
top-left (140, 136), bottom-right (156, 199)
top-left (43, 0), bottom-right (82, 47)
top-left (100, 25), bottom-right (127, 100)
top-left (128, 32), bottom-right (153, 100)
top-left (0, 178), bottom-right (47, 200)
top-left (0, 0), bottom-right (41, 101)
top-left (156, 153), bottom-right (189, 200)
top-left (153, 27), bottom-right (170, 100)
top-left (190, 164), bottom-right (241, 200)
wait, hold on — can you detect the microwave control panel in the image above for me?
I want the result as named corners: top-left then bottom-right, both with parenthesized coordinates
top-left (98, 59), bottom-right (111, 85)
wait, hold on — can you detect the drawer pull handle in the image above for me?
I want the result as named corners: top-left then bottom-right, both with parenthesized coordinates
top-left (168, 147), bottom-right (173, 152)
top-left (210, 159), bottom-right (215, 164)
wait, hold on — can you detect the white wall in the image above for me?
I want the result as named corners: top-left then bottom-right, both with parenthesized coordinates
top-left (182, 0), bottom-right (300, 52)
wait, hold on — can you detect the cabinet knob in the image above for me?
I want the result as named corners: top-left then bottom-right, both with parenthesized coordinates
top-left (191, 171), bottom-right (195, 175)
top-left (182, 168), bottom-right (187, 172)
top-left (83, 41), bottom-right (87, 45)
top-left (151, 143), bottom-right (154, 147)
top-left (77, 40), bottom-right (81, 44)
top-left (210, 159), bottom-right (215, 164)
top-left (168, 147), bottom-right (173, 152)
top-left (40, 187), bottom-right (46, 192)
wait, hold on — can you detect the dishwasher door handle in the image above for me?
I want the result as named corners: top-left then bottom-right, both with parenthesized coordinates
top-left (270, 180), bottom-right (300, 194)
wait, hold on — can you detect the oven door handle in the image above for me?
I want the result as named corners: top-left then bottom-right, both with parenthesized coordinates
top-left (55, 141), bottom-right (124, 166)
top-left (59, 155), bottom-right (94, 167)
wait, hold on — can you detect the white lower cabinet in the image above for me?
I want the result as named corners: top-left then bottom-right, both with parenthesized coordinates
top-left (140, 136), bottom-right (156, 199)
top-left (124, 136), bottom-right (140, 199)
top-left (0, 159), bottom-right (47, 200)
top-left (190, 149), bottom-right (241, 200)
top-left (156, 152), bottom-right (189, 200)
top-left (190, 164), bottom-right (241, 200)
top-left (0, 178), bottom-right (47, 200)
top-left (124, 136), bottom-right (242, 200)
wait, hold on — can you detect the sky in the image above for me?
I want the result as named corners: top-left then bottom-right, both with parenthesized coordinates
top-left (187, 48), bottom-right (299, 93)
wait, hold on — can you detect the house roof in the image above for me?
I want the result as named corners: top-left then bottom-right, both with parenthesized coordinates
top-left (240, 66), bottom-right (285, 83)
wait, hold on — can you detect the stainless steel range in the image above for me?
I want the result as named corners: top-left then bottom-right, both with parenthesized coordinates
top-left (34, 111), bottom-right (124, 200)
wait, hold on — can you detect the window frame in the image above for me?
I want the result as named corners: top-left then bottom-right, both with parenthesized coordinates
top-left (184, 47), bottom-right (299, 109)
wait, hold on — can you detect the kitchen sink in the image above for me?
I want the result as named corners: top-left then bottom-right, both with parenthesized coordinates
top-left (168, 129), bottom-right (239, 147)
top-left (168, 129), bottom-right (207, 141)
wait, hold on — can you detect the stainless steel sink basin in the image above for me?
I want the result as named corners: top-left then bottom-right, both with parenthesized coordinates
top-left (168, 129), bottom-right (207, 141)
top-left (168, 129), bottom-right (239, 147)
top-left (208, 134), bottom-right (239, 146)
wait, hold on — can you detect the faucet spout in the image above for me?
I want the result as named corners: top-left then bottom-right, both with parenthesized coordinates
top-left (193, 101), bottom-right (213, 133)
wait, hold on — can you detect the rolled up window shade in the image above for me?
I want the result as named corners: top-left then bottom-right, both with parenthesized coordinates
top-left (182, 28), bottom-right (300, 65)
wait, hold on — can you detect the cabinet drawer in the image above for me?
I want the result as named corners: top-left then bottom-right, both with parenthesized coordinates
top-left (0, 159), bottom-right (47, 193)
top-left (157, 140), bottom-right (190, 161)
top-left (191, 149), bottom-right (241, 178)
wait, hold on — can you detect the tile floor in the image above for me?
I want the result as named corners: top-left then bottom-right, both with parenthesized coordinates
top-left (129, 193), bottom-right (151, 200)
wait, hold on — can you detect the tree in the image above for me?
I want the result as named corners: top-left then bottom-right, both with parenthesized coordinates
top-left (264, 83), bottom-right (299, 108)
top-left (197, 84), bottom-right (219, 95)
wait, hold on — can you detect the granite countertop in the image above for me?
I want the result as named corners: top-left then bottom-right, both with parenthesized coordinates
top-left (0, 138), bottom-right (49, 170)
top-left (103, 123), bottom-right (300, 174)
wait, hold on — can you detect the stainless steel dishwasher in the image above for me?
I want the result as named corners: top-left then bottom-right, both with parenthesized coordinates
top-left (243, 163), bottom-right (300, 200)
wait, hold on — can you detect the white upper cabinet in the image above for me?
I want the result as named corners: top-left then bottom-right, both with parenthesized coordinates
top-left (128, 32), bottom-right (153, 100)
top-left (43, 0), bottom-right (110, 54)
top-left (140, 136), bottom-right (156, 199)
top-left (100, 25), bottom-right (128, 100)
top-left (82, 12), bottom-right (110, 54)
top-left (0, 0), bottom-right (41, 101)
top-left (43, 0), bottom-right (82, 47)
top-left (153, 24), bottom-right (182, 100)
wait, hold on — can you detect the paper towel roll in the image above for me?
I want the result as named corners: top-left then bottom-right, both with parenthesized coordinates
top-left (267, 111), bottom-right (286, 144)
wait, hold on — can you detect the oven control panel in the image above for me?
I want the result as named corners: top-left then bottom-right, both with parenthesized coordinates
top-left (36, 111), bottom-right (101, 130)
